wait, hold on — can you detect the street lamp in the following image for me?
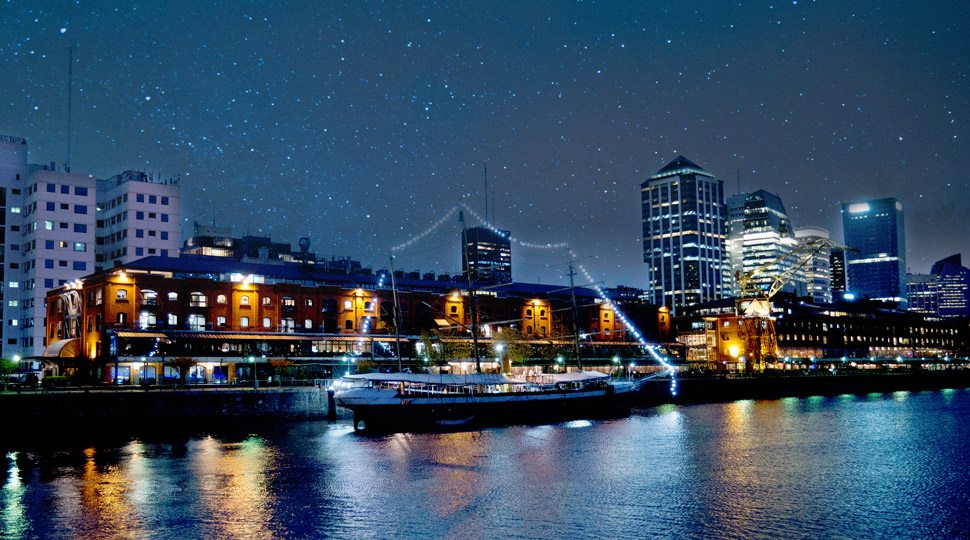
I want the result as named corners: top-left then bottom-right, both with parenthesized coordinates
top-left (556, 355), bottom-right (564, 373)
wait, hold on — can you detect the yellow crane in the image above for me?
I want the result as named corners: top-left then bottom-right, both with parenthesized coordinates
top-left (733, 237), bottom-right (849, 369)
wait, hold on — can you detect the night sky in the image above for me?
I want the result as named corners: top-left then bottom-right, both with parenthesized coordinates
top-left (2, 2), bottom-right (968, 288)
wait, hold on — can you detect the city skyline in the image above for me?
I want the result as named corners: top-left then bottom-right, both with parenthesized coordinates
top-left (1, 2), bottom-right (968, 287)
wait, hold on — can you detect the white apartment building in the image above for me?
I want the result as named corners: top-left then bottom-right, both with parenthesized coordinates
top-left (0, 135), bottom-right (181, 359)
top-left (97, 171), bottom-right (180, 271)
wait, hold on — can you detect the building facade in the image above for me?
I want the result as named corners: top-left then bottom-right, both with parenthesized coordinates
top-left (841, 197), bottom-right (906, 306)
top-left (794, 227), bottom-right (833, 303)
top-left (461, 226), bottom-right (512, 284)
top-left (96, 170), bottom-right (181, 271)
top-left (830, 248), bottom-right (847, 295)
top-left (931, 254), bottom-right (970, 318)
top-left (642, 155), bottom-right (727, 314)
top-left (726, 190), bottom-right (802, 296)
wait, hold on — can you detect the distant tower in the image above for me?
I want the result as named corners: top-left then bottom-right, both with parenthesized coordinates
top-left (840, 197), bottom-right (906, 306)
top-left (641, 155), bottom-right (727, 314)
top-left (794, 227), bottom-right (833, 303)
top-left (830, 248), bottom-right (847, 295)
top-left (931, 254), bottom-right (970, 317)
top-left (461, 227), bottom-right (512, 284)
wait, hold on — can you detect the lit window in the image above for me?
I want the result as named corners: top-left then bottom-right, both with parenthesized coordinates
top-left (343, 300), bottom-right (353, 310)
top-left (262, 317), bottom-right (272, 328)
top-left (240, 295), bottom-right (250, 305)
top-left (240, 316), bottom-right (250, 328)
top-left (216, 294), bottom-right (227, 304)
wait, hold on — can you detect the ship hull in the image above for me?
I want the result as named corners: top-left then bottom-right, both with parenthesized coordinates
top-left (337, 386), bottom-right (637, 432)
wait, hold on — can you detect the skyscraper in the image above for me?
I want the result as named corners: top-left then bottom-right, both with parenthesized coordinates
top-left (830, 248), bottom-right (847, 294)
top-left (726, 189), bottom-right (801, 296)
top-left (461, 226), bottom-right (512, 284)
top-left (641, 155), bottom-right (727, 314)
top-left (794, 227), bottom-right (833, 303)
top-left (840, 197), bottom-right (906, 306)
top-left (930, 254), bottom-right (970, 318)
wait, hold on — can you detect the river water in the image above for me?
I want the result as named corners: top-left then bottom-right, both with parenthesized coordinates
top-left (3, 389), bottom-right (969, 539)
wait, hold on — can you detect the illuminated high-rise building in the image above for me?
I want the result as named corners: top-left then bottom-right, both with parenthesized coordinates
top-left (840, 197), bottom-right (906, 306)
top-left (830, 248), bottom-right (847, 294)
top-left (907, 273), bottom-right (939, 317)
top-left (794, 227), bottom-right (833, 303)
top-left (726, 189), bottom-right (801, 296)
top-left (641, 155), bottom-right (727, 314)
top-left (931, 254), bottom-right (970, 318)
top-left (461, 226), bottom-right (512, 284)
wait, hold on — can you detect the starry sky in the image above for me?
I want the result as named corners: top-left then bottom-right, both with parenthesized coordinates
top-left (1, 1), bottom-right (968, 288)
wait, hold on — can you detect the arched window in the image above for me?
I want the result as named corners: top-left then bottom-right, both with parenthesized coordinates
top-left (216, 294), bottom-right (227, 304)
top-left (345, 319), bottom-right (353, 330)
top-left (364, 301), bottom-right (372, 311)
top-left (282, 318), bottom-right (295, 333)
top-left (141, 290), bottom-right (158, 305)
top-left (117, 312), bottom-right (127, 324)
top-left (240, 295), bottom-right (250, 305)
top-left (450, 305), bottom-right (458, 314)
top-left (262, 296), bottom-right (271, 306)
top-left (190, 292), bottom-right (207, 307)
top-left (216, 316), bottom-right (226, 327)
top-left (526, 309), bottom-right (532, 317)
top-left (282, 296), bottom-right (296, 307)
top-left (116, 289), bottom-right (128, 300)
top-left (262, 317), bottom-right (272, 329)
top-left (187, 314), bottom-right (205, 331)
top-left (240, 316), bottom-right (250, 328)
top-left (167, 292), bottom-right (178, 302)
top-left (304, 318), bottom-right (313, 329)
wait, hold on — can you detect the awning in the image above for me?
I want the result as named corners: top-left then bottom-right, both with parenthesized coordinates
top-left (43, 338), bottom-right (81, 358)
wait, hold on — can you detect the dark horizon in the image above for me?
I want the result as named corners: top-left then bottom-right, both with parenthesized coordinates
top-left (1, 1), bottom-right (967, 287)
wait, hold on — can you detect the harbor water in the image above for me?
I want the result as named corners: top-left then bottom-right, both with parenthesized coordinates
top-left (3, 388), bottom-right (969, 539)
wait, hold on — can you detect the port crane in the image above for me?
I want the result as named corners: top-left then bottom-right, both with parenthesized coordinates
top-left (734, 237), bottom-right (850, 369)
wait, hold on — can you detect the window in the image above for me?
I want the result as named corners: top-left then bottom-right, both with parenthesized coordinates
top-left (240, 295), bottom-right (250, 305)
top-left (136, 211), bottom-right (144, 220)
top-left (282, 296), bottom-right (296, 307)
top-left (216, 316), bottom-right (227, 327)
top-left (262, 297), bottom-right (271, 306)
top-left (167, 292), bottom-right (178, 302)
top-left (187, 314), bottom-right (206, 331)
top-left (304, 318), bottom-right (313, 329)
top-left (117, 312), bottom-right (127, 325)
top-left (136, 229), bottom-right (144, 238)
top-left (161, 196), bottom-right (169, 205)
top-left (167, 313), bottom-right (178, 326)
top-left (44, 220), bottom-right (54, 230)
top-left (73, 223), bottom-right (87, 233)
top-left (136, 194), bottom-right (145, 202)
top-left (75, 186), bottom-right (88, 196)
top-left (161, 214), bottom-right (169, 222)
top-left (240, 316), bottom-right (250, 328)
top-left (344, 300), bottom-right (353, 310)
top-left (304, 299), bottom-right (313, 307)
top-left (451, 305), bottom-right (458, 314)
top-left (135, 247), bottom-right (144, 257)
top-left (46, 183), bottom-right (55, 193)
top-left (72, 261), bottom-right (86, 271)
top-left (116, 289), bottom-right (128, 300)
top-left (138, 311), bottom-right (157, 329)
top-left (73, 242), bottom-right (87, 252)
top-left (45, 240), bottom-right (54, 249)
top-left (142, 290), bottom-right (158, 305)
top-left (262, 317), bottom-right (272, 328)
top-left (282, 318), bottom-right (295, 332)
top-left (46, 202), bottom-right (55, 211)
top-left (60, 185), bottom-right (69, 194)
top-left (73, 205), bottom-right (87, 215)
top-left (189, 292), bottom-right (207, 307)
top-left (345, 320), bottom-right (353, 330)
top-left (161, 231), bottom-right (168, 240)
top-left (44, 259), bottom-right (54, 269)
top-left (149, 195), bottom-right (157, 204)
top-left (364, 301), bottom-right (372, 311)
top-left (44, 279), bottom-right (53, 289)
top-left (216, 294), bottom-right (227, 304)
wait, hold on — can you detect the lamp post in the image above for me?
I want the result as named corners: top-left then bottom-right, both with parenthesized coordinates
top-left (556, 355), bottom-right (564, 373)
top-left (612, 355), bottom-right (620, 377)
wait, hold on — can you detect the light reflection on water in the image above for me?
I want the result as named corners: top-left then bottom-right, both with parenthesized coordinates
top-left (1, 389), bottom-right (969, 539)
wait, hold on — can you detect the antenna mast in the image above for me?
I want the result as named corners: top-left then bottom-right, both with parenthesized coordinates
top-left (388, 254), bottom-right (404, 373)
top-left (460, 210), bottom-right (482, 373)
top-left (568, 261), bottom-right (583, 370)
top-left (483, 161), bottom-right (488, 224)
top-left (66, 45), bottom-right (74, 173)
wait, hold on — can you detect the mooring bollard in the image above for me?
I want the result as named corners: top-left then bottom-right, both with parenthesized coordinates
top-left (327, 389), bottom-right (337, 421)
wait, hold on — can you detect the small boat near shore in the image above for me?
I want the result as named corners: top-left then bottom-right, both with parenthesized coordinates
top-left (332, 370), bottom-right (637, 432)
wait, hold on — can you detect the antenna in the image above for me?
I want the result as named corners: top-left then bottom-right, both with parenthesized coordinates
top-left (66, 45), bottom-right (74, 173)
top-left (483, 161), bottom-right (489, 225)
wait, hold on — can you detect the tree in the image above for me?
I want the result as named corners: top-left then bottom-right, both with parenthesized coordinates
top-left (419, 330), bottom-right (473, 369)
top-left (168, 357), bottom-right (197, 385)
top-left (0, 358), bottom-right (17, 391)
top-left (493, 328), bottom-right (532, 373)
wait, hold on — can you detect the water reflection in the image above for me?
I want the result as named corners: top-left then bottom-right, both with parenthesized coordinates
top-left (1, 390), bottom-right (968, 539)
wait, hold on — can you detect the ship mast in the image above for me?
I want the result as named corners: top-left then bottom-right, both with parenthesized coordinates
top-left (460, 210), bottom-right (483, 373)
top-left (388, 253), bottom-right (404, 373)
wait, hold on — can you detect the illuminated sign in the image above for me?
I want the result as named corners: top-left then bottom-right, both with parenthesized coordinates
top-left (847, 203), bottom-right (870, 214)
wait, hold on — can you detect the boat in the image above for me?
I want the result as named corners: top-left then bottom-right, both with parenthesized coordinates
top-left (332, 370), bottom-right (638, 432)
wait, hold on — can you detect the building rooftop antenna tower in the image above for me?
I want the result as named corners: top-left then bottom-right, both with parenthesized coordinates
top-left (66, 45), bottom-right (75, 173)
